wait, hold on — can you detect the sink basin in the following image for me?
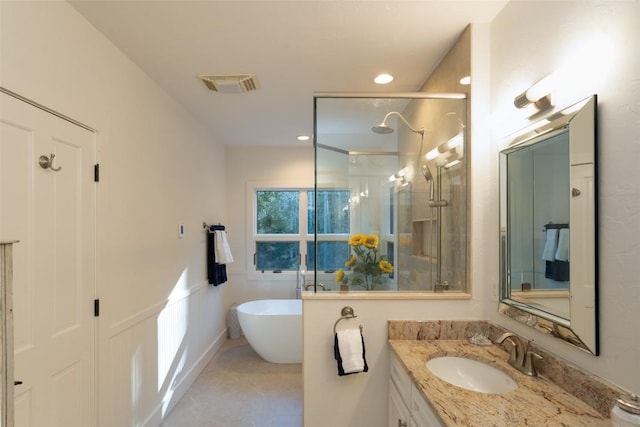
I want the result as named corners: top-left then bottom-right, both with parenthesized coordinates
top-left (426, 356), bottom-right (517, 394)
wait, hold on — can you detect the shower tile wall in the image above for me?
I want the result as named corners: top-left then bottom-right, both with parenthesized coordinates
top-left (396, 99), bottom-right (468, 292)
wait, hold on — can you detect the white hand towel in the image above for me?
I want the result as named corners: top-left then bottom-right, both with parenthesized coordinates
top-left (214, 230), bottom-right (234, 264)
top-left (542, 229), bottom-right (558, 261)
top-left (337, 329), bottom-right (365, 374)
top-left (555, 228), bottom-right (570, 261)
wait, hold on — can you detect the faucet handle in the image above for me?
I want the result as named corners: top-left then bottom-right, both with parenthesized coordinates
top-left (523, 351), bottom-right (543, 376)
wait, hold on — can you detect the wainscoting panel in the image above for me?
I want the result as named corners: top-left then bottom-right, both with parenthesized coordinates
top-left (101, 280), bottom-right (227, 427)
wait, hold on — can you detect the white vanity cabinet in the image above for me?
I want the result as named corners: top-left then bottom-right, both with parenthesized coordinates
top-left (389, 377), bottom-right (410, 427)
top-left (389, 352), bottom-right (443, 427)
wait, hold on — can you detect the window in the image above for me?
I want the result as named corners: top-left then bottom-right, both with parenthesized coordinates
top-left (252, 187), bottom-right (350, 274)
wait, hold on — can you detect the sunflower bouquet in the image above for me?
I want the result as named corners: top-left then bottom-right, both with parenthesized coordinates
top-left (335, 234), bottom-right (394, 291)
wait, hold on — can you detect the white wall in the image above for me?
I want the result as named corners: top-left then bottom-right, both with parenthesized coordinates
top-left (303, 297), bottom-right (483, 426)
top-left (1, 2), bottom-right (228, 425)
top-left (487, 0), bottom-right (640, 394)
top-left (224, 146), bottom-right (314, 305)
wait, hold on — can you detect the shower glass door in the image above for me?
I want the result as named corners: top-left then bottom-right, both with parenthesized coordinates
top-left (313, 93), bottom-right (468, 293)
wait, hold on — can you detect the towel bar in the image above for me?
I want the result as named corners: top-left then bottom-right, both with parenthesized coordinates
top-left (203, 222), bottom-right (225, 232)
top-left (542, 222), bottom-right (569, 231)
top-left (333, 306), bottom-right (363, 334)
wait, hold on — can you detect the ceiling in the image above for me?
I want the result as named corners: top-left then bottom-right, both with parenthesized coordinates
top-left (70, 1), bottom-right (507, 148)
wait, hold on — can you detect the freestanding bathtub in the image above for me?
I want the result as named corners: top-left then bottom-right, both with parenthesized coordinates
top-left (236, 299), bottom-right (302, 364)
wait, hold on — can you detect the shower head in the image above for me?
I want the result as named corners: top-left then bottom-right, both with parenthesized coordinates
top-left (421, 163), bottom-right (433, 182)
top-left (421, 163), bottom-right (435, 202)
top-left (372, 123), bottom-right (394, 134)
top-left (371, 111), bottom-right (424, 135)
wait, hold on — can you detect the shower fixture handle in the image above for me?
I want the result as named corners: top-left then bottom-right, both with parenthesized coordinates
top-left (428, 200), bottom-right (449, 207)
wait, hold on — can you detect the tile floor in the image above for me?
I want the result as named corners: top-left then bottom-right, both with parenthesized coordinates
top-left (161, 338), bottom-right (303, 427)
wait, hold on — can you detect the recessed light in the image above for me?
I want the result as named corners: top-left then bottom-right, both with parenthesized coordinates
top-left (297, 135), bottom-right (310, 141)
top-left (459, 76), bottom-right (471, 85)
top-left (374, 73), bottom-right (394, 85)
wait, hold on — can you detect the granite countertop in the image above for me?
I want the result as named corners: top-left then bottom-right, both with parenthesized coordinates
top-left (389, 339), bottom-right (608, 426)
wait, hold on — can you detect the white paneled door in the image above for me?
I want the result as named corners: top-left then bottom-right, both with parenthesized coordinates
top-left (0, 92), bottom-right (96, 427)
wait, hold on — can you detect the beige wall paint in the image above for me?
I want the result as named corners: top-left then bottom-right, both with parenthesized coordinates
top-left (224, 146), bottom-right (314, 305)
top-left (1, 2), bottom-right (228, 424)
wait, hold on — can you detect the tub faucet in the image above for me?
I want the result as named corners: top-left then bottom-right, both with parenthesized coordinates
top-left (495, 332), bottom-right (542, 376)
top-left (304, 282), bottom-right (325, 291)
top-left (296, 269), bottom-right (305, 299)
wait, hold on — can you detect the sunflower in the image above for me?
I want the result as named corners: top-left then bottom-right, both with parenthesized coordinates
top-left (348, 234), bottom-right (366, 247)
top-left (379, 259), bottom-right (394, 274)
top-left (364, 235), bottom-right (379, 249)
top-left (341, 233), bottom-right (394, 290)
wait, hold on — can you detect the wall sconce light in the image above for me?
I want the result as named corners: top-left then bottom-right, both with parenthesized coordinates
top-left (514, 74), bottom-right (557, 116)
top-left (443, 159), bottom-right (461, 169)
top-left (425, 132), bottom-right (464, 161)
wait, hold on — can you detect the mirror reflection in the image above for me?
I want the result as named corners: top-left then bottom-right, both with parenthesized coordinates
top-left (314, 93), bottom-right (468, 292)
top-left (499, 95), bottom-right (598, 354)
top-left (507, 131), bottom-right (570, 317)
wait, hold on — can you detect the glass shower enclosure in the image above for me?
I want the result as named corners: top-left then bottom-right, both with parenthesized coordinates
top-left (313, 93), bottom-right (468, 292)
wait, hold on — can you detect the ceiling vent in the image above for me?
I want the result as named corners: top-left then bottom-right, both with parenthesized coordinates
top-left (198, 74), bottom-right (259, 93)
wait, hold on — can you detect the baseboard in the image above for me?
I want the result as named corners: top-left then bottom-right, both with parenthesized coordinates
top-left (143, 328), bottom-right (229, 427)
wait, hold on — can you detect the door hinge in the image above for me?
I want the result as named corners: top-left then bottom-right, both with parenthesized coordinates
top-left (94, 299), bottom-right (100, 317)
top-left (94, 163), bottom-right (100, 182)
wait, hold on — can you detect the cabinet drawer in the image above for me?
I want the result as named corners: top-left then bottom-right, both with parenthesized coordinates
top-left (410, 384), bottom-right (443, 427)
top-left (390, 352), bottom-right (412, 405)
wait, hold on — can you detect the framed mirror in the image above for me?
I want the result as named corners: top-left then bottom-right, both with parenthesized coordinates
top-left (499, 95), bottom-right (598, 355)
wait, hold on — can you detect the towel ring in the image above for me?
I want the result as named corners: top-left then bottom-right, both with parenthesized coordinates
top-left (333, 306), bottom-right (363, 334)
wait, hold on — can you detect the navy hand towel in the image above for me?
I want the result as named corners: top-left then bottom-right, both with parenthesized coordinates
top-left (207, 229), bottom-right (227, 285)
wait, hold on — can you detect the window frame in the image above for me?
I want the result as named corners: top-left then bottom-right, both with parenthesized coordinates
top-left (246, 181), bottom-right (351, 280)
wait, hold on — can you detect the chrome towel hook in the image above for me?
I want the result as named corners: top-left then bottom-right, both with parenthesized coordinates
top-left (38, 153), bottom-right (62, 172)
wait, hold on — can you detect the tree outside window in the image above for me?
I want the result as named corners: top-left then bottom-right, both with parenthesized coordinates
top-left (254, 189), bottom-right (350, 273)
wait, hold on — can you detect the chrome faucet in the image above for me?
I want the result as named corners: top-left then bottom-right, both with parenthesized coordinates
top-left (495, 332), bottom-right (542, 376)
top-left (296, 268), bottom-right (305, 299)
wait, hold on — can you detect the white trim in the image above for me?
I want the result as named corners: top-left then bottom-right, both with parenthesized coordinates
top-left (145, 329), bottom-right (228, 426)
top-left (301, 290), bottom-right (472, 300)
top-left (246, 181), bottom-right (313, 280)
top-left (107, 280), bottom-right (208, 336)
top-left (313, 91), bottom-right (467, 99)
